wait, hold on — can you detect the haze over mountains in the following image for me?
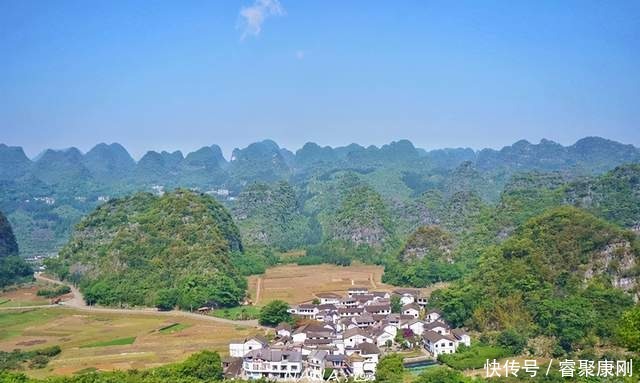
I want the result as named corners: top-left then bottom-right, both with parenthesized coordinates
top-left (1, 136), bottom-right (639, 257)
top-left (2, 137), bottom-right (639, 186)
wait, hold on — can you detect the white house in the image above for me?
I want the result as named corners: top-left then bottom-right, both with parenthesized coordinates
top-left (316, 292), bottom-right (341, 305)
top-left (394, 289), bottom-right (419, 305)
top-left (425, 309), bottom-right (443, 323)
top-left (306, 350), bottom-right (328, 381)
top-left (242, 348), bottom-right (303, 380)
top-left (452, 328), bottom-right (471, 347)
top-left (373, 328), bottom-right (396, 347)
top-left (348, 287), bottom-right (369, 297)
top-left (276, 323), bottom-right (293, 338)
top-left (424, 320), bottom-right (450, 335)
top-left (405, 319), bottom-right (425, 336)
top-left (364, 304), bottom-right (391, 315)
top-left (229, 336), bottom-right (268, 357)
top-left (422, 331), bottom-right (458, 357)
top-left (289, 304), bottom-right (319, 319)
top-left (416, 294), bottom-right (428, 307)
top-left (355, 342), bottom-right (380, 375)
top-left (343, 328), bottom-right (374, 348)
top-left (402, 303), bottom-right (421, 319)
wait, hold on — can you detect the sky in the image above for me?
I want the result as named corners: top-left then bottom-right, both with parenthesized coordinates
top-left (1, 0), bottom-right (639, 159)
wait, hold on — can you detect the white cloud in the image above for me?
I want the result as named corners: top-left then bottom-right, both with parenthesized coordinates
top-left (238, 0), bottom-right (285, 39)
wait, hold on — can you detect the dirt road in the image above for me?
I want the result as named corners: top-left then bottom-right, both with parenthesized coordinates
top-left (26, 273), bottom-right (262, 327)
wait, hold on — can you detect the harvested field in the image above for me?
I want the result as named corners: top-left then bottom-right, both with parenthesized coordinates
top-left (247, 263), bottom-right (444, 305)
top-left (0, 308), bottom-right (261, 378)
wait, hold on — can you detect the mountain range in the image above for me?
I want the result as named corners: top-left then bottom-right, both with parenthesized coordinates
top-left (1, 136), bottom-right (639, 257)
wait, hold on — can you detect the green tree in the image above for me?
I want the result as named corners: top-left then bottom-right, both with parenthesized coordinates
top-left (390, 295), bottom-right (402, 313)
top-left (415, 367), bottom-right (469, 383)
top-left (375, 354), bottom-right (404, 383)
top-left (497, 329), bottom-right (527, 354)
top-left (155, 288), bottom-right (178, 311)
top-left (259, 300), bottom-right (291, 326)
top-left (616, 306), bottom-right (640, 351)
top-left (175, 350), bottom-right (223, 381)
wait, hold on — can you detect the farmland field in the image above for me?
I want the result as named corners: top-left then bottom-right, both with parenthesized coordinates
top-left (0, 308), bottom-right (260, 378)
top-left (247, 263), bottom-right (446, 305)
top-left (0, 283), bottom-right (57, 308)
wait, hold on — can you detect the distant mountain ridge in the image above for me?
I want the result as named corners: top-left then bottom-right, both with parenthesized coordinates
top-left (1, 136), bottom-right (639, 257)
top-left (5, 136), bottom-right (639, 176)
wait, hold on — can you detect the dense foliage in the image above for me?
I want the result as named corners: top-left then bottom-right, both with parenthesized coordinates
top-left (0, 210), bottom-right (32, 288)
top-left (383, 225), bottom-right (462, 286)
top-left (258, 300), bottom-right (291, 326)
top-left (233, 181), bottom-right (313, 250)
top-left (46, 190), bottom-right (247, 309)
top-left (36, 286), bottom-right (71, 298)
top-left (430, 206), bottom-right (639, 352)
top-left (374, 354), bottom-right (404, 383)
top-left (0, 210), bottom-right (18, 257)
top-left (0, 350), bottom-right (222, 383)
top-left (1, 138), bottom-right (639, 258)
top-left (0, 346), bottom-right (61, 371)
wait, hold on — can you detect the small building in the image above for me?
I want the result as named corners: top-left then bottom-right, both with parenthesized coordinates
top-left (402, 303), bottom-right (421, 319)
top-left (425, 309), bottom-right (443, 323)
top-left (343, 328), bottom-right (374, 348)
top-left (452, 328), bottom-right (471, 347)
top-left (229, 336), bottom-right (268, 357)
top-left (289, 304), bottom-right (319, 319)
top-left (276, 323), bottom-right (293, 338)
top-left (242, 348), bottom-right (303, 380)
top-left (424, 320), bottom-right (450, 335)
top-left (393, 289), bottom-right (419, 305)
top-left (316, 292), bottom-right (342, 305)
top-left (348, 287), bottom-right (369, 297)
top-left (422, 331), bottom-right (458, 357)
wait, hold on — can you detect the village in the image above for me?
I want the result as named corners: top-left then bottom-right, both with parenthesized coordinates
top-left (223, 287), bottom-right (470, 381)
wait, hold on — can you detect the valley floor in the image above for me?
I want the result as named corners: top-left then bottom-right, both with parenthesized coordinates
top-left (0, 306), bottom-right (261, 378)
top-left (0, 264), bottom-right (449, 378)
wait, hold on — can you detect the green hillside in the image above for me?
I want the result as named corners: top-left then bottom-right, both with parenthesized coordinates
top-left (430, 206), bottom-right (639, 351)
top-left (47, 190), bottom-right (246, 309)
top-left (0, 210), bottom-right (32, 288)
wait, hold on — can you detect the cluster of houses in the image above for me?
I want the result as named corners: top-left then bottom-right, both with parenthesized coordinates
top-left (223, 287), bottom-right (470, 381)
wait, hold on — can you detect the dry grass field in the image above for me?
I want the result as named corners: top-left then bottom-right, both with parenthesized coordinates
top-left (0, 283), bottom-right (57, 307)
top-left (0, 265), bottom-right (448, 378)
top-left (0, 307), bottom-right (261, 378)
top-left (247, 263), bottom-right (446, 305)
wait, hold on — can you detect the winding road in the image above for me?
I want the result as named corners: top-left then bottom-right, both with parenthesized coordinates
top-left (0, 273), bottom-right (262, 328)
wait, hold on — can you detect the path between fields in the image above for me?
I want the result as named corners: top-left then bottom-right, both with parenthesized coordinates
top-left (254, 277), bottom-right (262, 305)
top-left (20, 273), bottom-right (263, 328)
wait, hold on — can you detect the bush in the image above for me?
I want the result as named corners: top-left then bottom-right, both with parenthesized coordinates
top-left (175, 350), bottom-right (222, 380)
top-left (259, 300), bottom-right (291, 326)
top-left (415, 367), bottom-right (470, 383)
top-left (28, 355), bottom-right (49, 369)
top-left (375, 354), bottom-right (404, 383)
top-left (154, 288), bottom-right (178, 311)
top-left (36, 285), bottom-right (71, 299)
top-left (497, 329), bottom-right (527, 354)
top-left (36, 345), bottom-right (61, 357)
top-left (438, 344), bottom-right (511, 370)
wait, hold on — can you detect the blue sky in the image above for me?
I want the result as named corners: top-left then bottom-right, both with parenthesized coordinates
top-left (1, 0), bottom-right (639, 159)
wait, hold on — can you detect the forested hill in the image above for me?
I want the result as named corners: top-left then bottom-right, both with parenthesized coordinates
top-left (430, 206), bottom-right (639, 352)
top-left (0, 210), bottom-right (18, 258)
top-left (1, 137), bottom-right (639, 257)
top-left (45, 190), bottom-right (246, 309)
top-left (0, 210), bottom-right (32, 288)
